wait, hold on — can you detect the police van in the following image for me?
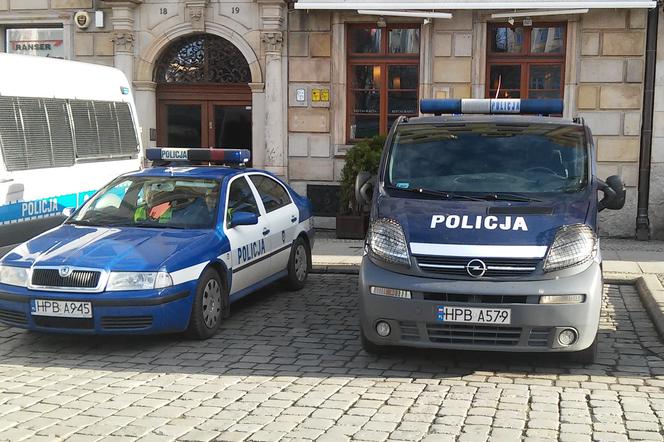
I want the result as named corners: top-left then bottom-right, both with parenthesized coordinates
top-left (0, 54), bottom-right (142, 253)
top-left (355, 98), bottom-right (626, 364)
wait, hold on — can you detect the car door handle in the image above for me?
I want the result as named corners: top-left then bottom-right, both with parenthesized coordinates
top-left (291, 216), bottom-right (297, 223)
top-left (262, 228), bottom-right (270, 236)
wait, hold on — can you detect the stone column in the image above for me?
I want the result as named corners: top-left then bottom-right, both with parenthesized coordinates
top-left (107, 1), bottom-right (142, 86)
top-left (133, 80), bottom-right (157, 153)
top-left (262, 31), bottom-right (285, 177)
top-left (249, 82), bottom-right (266, 169)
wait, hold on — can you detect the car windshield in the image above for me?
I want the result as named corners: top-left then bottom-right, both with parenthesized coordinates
top-left (386, 122), bottom-right (588, 196)
top-left (69, 176), bottom-right (220, 229)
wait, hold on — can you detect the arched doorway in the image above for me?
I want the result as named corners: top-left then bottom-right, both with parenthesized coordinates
top-left (154, 34), bottom-right (252, 155)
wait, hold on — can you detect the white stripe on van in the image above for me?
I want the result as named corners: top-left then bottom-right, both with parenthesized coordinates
top-left (409, 243), bottom-right (548, 259)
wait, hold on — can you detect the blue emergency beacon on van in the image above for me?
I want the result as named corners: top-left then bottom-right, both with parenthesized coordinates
top-left (355, 98), bottom-right (626, 363)
top-left (0, 148), bottom-right (314, 339)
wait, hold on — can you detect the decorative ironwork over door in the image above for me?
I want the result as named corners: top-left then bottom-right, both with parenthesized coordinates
top-left (154, 34), bottom-right (251, 84)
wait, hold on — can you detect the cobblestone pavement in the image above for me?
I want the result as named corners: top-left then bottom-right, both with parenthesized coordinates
top-left (0, 275), bottom-right (663, 442)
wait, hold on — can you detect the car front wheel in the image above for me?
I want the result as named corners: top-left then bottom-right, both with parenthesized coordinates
top-left (186, 268), bottom-right (226, 339)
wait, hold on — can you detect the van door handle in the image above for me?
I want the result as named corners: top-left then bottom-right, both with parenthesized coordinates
top-left (262, 228), bottom-right (270, 236)
top-left (291, 216), bottom-right (297, 223)
top-left (0, 178), bottom-right (13, 184)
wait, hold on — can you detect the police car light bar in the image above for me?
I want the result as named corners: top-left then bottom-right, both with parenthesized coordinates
top-left (420, 98), bottom-right (564, 116)
top-left (146, 148), bottom-right (251, 165)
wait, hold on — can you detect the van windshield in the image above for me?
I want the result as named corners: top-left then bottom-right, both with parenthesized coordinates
top-left (386, 122), bottom-right (588, 196)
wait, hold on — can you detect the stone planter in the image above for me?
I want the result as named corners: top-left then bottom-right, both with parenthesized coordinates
top-left (336, 214), bottom-right (369, 240)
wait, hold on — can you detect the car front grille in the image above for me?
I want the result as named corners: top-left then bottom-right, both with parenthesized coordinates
top-left (101, 316), bottom-right (153, 330)
top-left (32, 316), bottom-right (94, 329)
top-left (415, 256), bottom-right (540, 278)
top-left (0, 308), bottom-right (28, 326)
top-left (32, 269), bottom-right (101, 289)
top-left (426, 323), bottom-right (522, 346)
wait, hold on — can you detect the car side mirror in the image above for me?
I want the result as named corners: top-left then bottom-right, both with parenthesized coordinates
top-left (355, 171), bottom-right (375, 209)
top-left (229, 211), bottom-right (258, 227)
top-left (62, 207), bottom-right (75, 217)
top-left (598, 175), bottom-right (626, 212)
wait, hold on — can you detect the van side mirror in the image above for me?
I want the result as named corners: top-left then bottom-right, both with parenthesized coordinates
top-left (229, 211), bottom-right (258, 227)
top-left (355, 171), bottom-right (375, 209)
top-left (62, 207), bottom-right (75, 217)
top-left (598, 175), bottom-right (626, 212)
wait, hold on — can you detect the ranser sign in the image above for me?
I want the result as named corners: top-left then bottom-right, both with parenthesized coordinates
top-left (6, 28), bottom-right (64, 58)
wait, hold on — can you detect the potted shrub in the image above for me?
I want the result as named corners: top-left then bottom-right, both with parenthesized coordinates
top-left (336, 135), bottom-right (385, 239)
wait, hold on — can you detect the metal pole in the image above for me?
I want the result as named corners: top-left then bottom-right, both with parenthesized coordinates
top-left (636, 3), bottom-right (660, 240)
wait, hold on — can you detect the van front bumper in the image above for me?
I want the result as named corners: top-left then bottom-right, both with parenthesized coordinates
top-left (359, 256), bottom-right (602, 352)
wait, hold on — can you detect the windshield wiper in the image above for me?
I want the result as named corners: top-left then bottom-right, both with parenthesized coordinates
top-left (477, 193), bottom-right (543, 203)
top-left (386, 185), bottom-right (486, 202)
top-left (65, 219), bottom-right (102, 227)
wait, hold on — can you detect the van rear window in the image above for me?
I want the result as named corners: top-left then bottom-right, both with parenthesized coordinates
top-left (0, 96), bottom-right (138, 171)
top-left (387, 123), bottom-right (588, 195)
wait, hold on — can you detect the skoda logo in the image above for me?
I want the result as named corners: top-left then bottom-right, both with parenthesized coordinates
top-left (466, 259), bottom-right (487, 278)
top-left (58, 266), bottom-right (73, 278)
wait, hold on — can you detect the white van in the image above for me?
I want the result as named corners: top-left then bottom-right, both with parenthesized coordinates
top-left (0, 53), bottom-right (142, 251)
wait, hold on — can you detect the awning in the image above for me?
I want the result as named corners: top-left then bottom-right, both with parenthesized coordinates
top-left (294, 0), bottom-right (658, 10)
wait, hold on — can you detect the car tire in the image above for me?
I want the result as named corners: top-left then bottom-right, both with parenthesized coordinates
top-left (284, 236), bottom-right (310, 291)
top-left (186, 268), bottom-right (226, 340)
top-left (570, 335), bottom-right (598, 364)
top-left (360, 327), bottom-right (389, 355)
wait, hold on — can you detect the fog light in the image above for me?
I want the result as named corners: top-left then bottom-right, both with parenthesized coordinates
top-left (370, 286), bottom-right (411, 299)
top-left (558, 328), bottom-right (578, 346)
top-left (376, 321), bottom-right (391, 337)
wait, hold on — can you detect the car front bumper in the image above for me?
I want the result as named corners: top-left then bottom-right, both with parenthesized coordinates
top-left (359, 256), bottom-right (602, 353)
top-left (0, 282), bottom-right (196, 334)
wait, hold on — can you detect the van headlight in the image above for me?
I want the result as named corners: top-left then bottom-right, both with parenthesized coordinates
top-left (106, 272), bottom-right (173, 291)
top-left (367, 218), bottom-right (411, 266)
top-left (0, 265), bottom-right (29, 287)
top-left (543, 224), bottom-right (597, 272)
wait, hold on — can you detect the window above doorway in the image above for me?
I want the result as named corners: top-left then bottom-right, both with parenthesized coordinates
top-left (154, 34), bottom-right (251, 84)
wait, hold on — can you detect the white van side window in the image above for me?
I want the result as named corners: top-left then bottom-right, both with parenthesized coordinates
top-left (70, 100), bottom-right (138, 159)
top-left (0, 96), bottom-right (138, 172)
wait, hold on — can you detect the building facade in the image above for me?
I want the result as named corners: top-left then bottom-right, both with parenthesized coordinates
top-left (0, 0), bottom-right (662, 238)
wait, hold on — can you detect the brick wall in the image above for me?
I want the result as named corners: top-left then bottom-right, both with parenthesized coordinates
top-left (577, 9), bottom-right (647, 237)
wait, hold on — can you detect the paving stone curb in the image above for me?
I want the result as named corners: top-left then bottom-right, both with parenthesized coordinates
top-left (605, 272), bottom-right (664, 340)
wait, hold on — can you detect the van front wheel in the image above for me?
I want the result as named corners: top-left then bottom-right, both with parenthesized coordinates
top-left (570, 335), bottom-right (598, 364)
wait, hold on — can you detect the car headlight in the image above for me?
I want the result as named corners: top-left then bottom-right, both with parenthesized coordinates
top-left (367, 218), bottom-right (410, 266)
top-left (0, 265), bottom-right (29, 287)
top-left (106, 271), bottom-right (173, 291)
top-left (543, 224), bottom-right (597, 272)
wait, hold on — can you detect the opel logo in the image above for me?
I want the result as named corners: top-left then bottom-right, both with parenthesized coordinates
top-left (58, 266), bottom-right (73, 278)
top-left (466, 259), bottom-right (487, 278)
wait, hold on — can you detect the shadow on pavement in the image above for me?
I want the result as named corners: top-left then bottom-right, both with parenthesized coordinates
top-left (0, 275), bottom-right (661, 381)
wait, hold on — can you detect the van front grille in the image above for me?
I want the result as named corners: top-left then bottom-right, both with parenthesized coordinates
top-left (426, 323), bottom-right (522, 346)
top-left (415, 256), bottom-right (540, 278)
top-left (422, 293), bottom-right (533, 304)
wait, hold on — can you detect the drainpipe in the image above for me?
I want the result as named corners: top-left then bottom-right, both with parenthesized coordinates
top-left (635, 2), bottom-right (660, 240)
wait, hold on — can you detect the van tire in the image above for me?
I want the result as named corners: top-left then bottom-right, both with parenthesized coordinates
top-left (360, 328), bottom-right (389, 355)
top-left (186, 268), bottom-right (226, 340)
top-left (570, 335), bottom-right (598, 364)
top-left (284, 237), bottom-right (310, 291)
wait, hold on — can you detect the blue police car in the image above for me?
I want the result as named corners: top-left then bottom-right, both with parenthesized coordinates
top-left (356, 99), bottom-right (626, 363)
top-left (0, 148), bottom-right (314, 338)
